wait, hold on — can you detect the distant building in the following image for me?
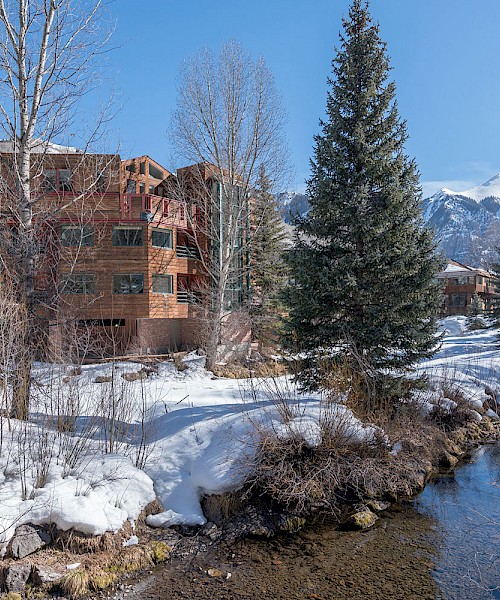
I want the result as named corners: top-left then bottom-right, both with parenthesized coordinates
top-left (437, 260), bottom-right (494, 316)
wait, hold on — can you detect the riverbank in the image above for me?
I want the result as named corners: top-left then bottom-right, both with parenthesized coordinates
top-left (110, 440), bottom-right (499, 600)
top-left (1, 317), bottom-right (500, 597)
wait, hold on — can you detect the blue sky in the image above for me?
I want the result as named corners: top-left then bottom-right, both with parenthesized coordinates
top-left (94, 0), bottom-right (500, 197)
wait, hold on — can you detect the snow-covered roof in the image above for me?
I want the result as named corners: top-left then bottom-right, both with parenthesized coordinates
top-left (0, 139), bottom-right (82, 154)
top-left (438, 260), bottom-right (491, 278)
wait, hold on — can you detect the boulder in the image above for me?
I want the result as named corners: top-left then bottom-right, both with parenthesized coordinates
top-left (347, 508), bottom-right (379, 530)
top-left (31, 564), bottom-right (65, 586)
top-left (4, 564), bottom-right (31, 593)
top-left (9, 524), bottom-right (51, 559)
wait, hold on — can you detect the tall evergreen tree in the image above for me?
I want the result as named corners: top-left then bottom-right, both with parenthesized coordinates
top-left (250, 165), bottom-right (289, 351)
top-left (286, 0), bottom-right (443, 390)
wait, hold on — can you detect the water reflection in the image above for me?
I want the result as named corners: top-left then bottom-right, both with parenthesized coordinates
top-left (413, 444), bottom-right (500, 600)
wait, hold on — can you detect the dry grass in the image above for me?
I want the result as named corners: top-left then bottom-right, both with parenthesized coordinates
top-left (60, 569), bottom-right (90, 598)
top-left (242, 361), bottom-right (482, 518)
top-left (202, 492), bottom-right (245, 526)
top-left (50, 528), bottom-right (121, 554)
top-left (213, 360), bottom-right (287, 379)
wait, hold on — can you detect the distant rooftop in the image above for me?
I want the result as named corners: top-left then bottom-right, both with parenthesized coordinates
top-left (0, 139), bottom-right (82, 154)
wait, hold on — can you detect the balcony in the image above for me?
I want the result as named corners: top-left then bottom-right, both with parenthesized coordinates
top-left (175, 245), bottom-right (201, 260)
top-left (121, 194), bottom-right (188, 228)
top-left (177, 291), bottom-right (202, 304)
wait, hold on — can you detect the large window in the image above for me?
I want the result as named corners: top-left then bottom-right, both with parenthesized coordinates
top-left (61, 273), bottom-right (96, 294)
top-left (113, 273), bottom-right (144, 294)
top-left (60, 224), bottom-right (94, 247)
top-left (151, 228), bottom-right (172, 249)
top-left (112, 226), bottom-right (143, 246)
top-left (450, 293), bottom-right (466, 307)
top-left (43, 169), bottom-right (73, 192)
top-left (152, 274), bottom-right (173, 294)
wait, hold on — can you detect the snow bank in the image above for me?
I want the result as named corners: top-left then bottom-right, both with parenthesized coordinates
top-left (0, 425), bottom-right (155, 554)
top-left (1, 317), bottom-right (498, 544)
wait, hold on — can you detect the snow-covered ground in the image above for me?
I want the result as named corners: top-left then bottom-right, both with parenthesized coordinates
top-left (0, 317), bottom-right (498, 553)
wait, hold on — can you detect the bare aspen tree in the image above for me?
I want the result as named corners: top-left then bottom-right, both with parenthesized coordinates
top-left (170, 40), bottom-right (288, 369)
top-left (0, 0), bottom-right (112, 418)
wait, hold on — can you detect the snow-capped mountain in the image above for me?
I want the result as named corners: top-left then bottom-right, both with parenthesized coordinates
top-left (422, 174), bottom-right (500, 267)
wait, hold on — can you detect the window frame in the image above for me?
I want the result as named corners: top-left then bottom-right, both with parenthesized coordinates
top-left (113, 273), bottom-right (144, 294)
top-left (43, 168), bottom-right (73, 192)
top-left (61, 272), bottom-right (96, 295)
top-left (151, 228), bottom-right (173, 249)
top-left (152, 274), bottom-right (173, 295)
top-left (60, 224), bottom-right (94, 247)
top-left (112, 225), bottom-right (143, 247)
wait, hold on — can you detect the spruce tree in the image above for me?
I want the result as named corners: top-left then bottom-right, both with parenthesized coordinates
top-left (286, 0), bottom-right (443, 390)
top-left (250, 165), bottom-right (289, 352)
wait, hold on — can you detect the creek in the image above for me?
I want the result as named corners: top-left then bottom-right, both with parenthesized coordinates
top-left (114, 443), bottom-right (500, 599)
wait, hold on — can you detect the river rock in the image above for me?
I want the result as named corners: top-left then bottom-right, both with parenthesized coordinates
top-left (4, 564), bottom-right (31, 592)
top-left (9, 524), bottom-right (51, 559)
top-left (439, 451), bottom-right (459, 469)
top-left (31, 564), bottom-right (65, 585)
top-left (367, 500), bottom-right (390, 512)
top-left (485, 409), bottom-right (499, 421)
top-left (347, 508), bottom-right (379, 530)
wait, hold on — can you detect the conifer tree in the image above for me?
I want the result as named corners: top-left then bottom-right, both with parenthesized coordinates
top-left (286, 0), bottom-right (443, 390)
top-left (250, 165), bottom-right (289, 351)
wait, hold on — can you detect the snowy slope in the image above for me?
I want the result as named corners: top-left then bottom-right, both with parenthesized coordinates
top-left (1, 325), bottom-right (499, 552)
top-left (422, 174), bottom-right (500, 266)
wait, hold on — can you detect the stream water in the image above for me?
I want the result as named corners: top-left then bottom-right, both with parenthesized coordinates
top-left (413, 443), bottom-right (500, 600)
top-left (118, 443), bottom-right (500, 600)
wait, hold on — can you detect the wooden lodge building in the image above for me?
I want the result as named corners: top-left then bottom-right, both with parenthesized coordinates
top-left (437, 260), bottom-right (495, 316)
top-left (0, 142), bottom-right (229, 357)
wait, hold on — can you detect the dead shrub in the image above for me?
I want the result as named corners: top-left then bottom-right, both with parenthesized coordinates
top-left (173, 352), bottom-right (188, 372)
top-left (245, 432), bottom-right (392, 515)
top-left (213, 360), bottom-right (287, 380)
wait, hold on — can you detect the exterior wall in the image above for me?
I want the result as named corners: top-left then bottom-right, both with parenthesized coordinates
top-left (438, 265), bottom-right (495, 317)
top-left (1, 151), bottom-right (249, 357)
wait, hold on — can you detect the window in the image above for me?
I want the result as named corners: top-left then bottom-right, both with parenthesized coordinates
top-left (61, 225), bottom-right (94, 247)
top-left (125, 163), bottom-right (136, 173)
top-left (139, 182), bottom-right (145, 193)
top-left (450, 293), bottom-right (466, 307)
top-left (151, 228), bottom-right (172, 249)
top-left (43, 169), bottom-right (73, 192)
top-left (113, 273), bottom-right (144, 294)
top-left (139, 162), bottom-right (145, 175)
top-left (43, 170), bottom-right (57, 191)
top-left (152, 274), bottom-right (173, 294)
top-left (61, 273), bottom-right (96, 294)
top-left (112, 226), bottom-right (143, 246)
top-left (59, 169), bottom-right (72, 191)
top-left (96, 172), bottom-right (106, 192)
top-left (149, 164), bottom-right (164, 180)
top-left (477, 276), bottom-right (483, 284)
top-left (126, 179), bottom-right (136, 193)
top-left (149, 184), bottom-right (155, 194)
